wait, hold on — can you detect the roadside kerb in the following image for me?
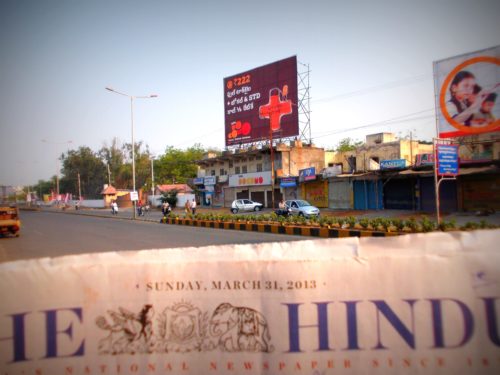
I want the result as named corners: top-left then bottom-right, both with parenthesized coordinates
top-left (20, 208), bottom-right (403, 238)
top-left (160, 216), bottom-right (401, 238)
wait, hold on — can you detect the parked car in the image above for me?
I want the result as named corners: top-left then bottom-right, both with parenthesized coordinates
top-left (231, 199), bottom-right (263, 213)
top-left (285, 199), bottom-right (320, 217)
top-left (0, 203), bottom-right (21, 237)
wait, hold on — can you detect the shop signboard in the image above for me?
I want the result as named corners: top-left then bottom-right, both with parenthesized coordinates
top-left (380, 159), bottom-right (407, 170)
top-left (204, 176), bottom-right (216, 186)
top-left (322, 165), bottom-right (342, 178)
top-left (415, 153), bottom-right (434, 167)
top-left (129, 191), bottom-right (138, 201)
top-left (229, 171), bottom-right (272, 187)
top-left (193, 178), bottom-right (204, 185)
top-left (280, 177), bottom-right (297, 188)
top-left (299, 167), bottom-right (316, 182)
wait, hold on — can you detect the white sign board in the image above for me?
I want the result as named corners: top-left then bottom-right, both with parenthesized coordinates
top-left (229, 171), bottom-right (272, 187)
top-left (0, 231), bottom-right (499, 374)
top-left (129, 191), bottom-right (138, 201)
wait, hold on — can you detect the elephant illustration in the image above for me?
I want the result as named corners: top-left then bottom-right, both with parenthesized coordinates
top-left (209, 303), bottom-right (272, 352)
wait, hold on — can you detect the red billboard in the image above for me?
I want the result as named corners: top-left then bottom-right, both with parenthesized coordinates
top-left (224, 56), bottom-right (299, 146)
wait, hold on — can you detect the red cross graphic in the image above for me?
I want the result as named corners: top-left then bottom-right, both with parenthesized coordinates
top-left (259, 89), bottom-right (293, 132)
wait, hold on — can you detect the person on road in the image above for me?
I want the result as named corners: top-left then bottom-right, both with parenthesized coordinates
top-left (137, 200), bottom-right (143, 216)
top-left (111, 201), bottom-right (118, 215)
top-left (184, 200), bottom-right (191, 215)
top-left (191, 199), bottom-right (197, 215)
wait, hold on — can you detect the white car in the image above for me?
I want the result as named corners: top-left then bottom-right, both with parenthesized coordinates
top-left (285, 199), bottom-right (320, 217)
top-left (231, 199), bottom-right (263, 213)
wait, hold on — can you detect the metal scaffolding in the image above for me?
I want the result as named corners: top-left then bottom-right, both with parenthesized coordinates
top-left (297, 60), bottom-right (312, 144)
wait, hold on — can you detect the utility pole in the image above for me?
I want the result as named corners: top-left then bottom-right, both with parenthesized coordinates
top-left (77, 172), bottom-right (82, 201)
top-left (151, 157), bottom-right (155, 197)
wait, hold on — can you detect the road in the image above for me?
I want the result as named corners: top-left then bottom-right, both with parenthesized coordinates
top-left (0, 210), bottom-right (305, 263)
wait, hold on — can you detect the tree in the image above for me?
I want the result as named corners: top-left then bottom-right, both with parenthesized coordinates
top-left (99, 137), bottom-right (125, 187)
top-left (159, 189), bottom-right (178, 208)
top-left (59, 147), bottom-right (106, 199)
top-left (33, 178), bottom-right (55, 198)
top-left (333, 138), bottom-right (363, 152)
top-left (154, 144), bottom-right (207, 185)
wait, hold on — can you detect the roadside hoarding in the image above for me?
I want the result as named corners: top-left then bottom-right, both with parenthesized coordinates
top-left (224, 56), bottom-right (299, 146)
top-left (434, 46), bottom-right (500, 138)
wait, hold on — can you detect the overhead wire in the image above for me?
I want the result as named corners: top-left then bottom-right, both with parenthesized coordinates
top-left (310, 108), bottom-right (436, 140)
top-left (313, 74), bottom-right (432, 103)
top-left (167, 73), bottom-right (436, 149)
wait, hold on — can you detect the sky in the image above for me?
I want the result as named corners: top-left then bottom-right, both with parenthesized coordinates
top-left (1, 0), bottom-right (499, 186)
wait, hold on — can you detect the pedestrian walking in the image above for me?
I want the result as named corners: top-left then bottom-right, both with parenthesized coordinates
top-left (191, 199), bottom-right (197, 215)
top-left (111, 201), bottom-right (118, 215)
top-left (137, 200), bottom-right (144, 216)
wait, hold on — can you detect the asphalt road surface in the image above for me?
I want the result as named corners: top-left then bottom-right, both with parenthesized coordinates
top-left (0, 210), bottom-right (304, 263)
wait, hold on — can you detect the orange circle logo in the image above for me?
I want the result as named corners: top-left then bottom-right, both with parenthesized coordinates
top-left (226, 80), bottom-right (233, 90)
top-left (439, 56), bottom-right (500, 134)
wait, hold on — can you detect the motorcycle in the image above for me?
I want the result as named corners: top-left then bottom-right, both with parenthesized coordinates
top-left (275, 207), bottom-right (292, 217)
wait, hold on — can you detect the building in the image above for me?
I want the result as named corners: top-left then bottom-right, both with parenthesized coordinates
top-left (324, 133), bottom-right (435, 211)
top-left (325, 132), bottom-right (434, 173)
top-left (324, 132), bottom-right (500, 213)
top-left (195, 140), bottom-right (325, 208)
top-left (100, 185), bottom-right (130, 207)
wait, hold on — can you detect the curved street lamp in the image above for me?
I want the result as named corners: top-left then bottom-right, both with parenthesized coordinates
top-left (105, 87), bottom-right (158, 219)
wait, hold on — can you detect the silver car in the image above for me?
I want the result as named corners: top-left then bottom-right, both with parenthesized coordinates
top-left (285, 199), bottom-right (320, 217)
top-left (231, 199), bottom-right (263, 213)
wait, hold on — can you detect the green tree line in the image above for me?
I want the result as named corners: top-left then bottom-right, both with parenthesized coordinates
top-left (33, 138), bottom-right (216, 199)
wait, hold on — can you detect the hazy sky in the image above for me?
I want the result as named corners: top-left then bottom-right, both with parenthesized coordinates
top-left (1, 0), bottom-right (499, 186)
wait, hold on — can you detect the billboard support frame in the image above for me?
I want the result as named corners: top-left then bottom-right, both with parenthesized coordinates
top-left (298, 61), bottom-right (312, 144)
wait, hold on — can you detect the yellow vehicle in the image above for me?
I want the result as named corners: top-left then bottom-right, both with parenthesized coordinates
top-left (0, 204), bottom-right (21, 237)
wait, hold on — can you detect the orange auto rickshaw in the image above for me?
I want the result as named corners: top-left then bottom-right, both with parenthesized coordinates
top-left (0, 203), bottom-right (21, 237)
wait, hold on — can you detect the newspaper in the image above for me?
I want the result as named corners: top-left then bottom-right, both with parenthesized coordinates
top-left (1, 230), bottom-right (499, 374)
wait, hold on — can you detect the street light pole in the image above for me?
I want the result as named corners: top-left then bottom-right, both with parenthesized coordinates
top-left (130, 96), bottom-right (136, 212)
top-left (105, 87), bottom-right (158, 219)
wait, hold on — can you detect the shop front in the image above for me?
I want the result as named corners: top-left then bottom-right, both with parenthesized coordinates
top-left (328, 178), bottom-right (352, 209)
top-left (353, 178), bottom-right (383, 210)
top-left (224, 171), bottom-right (275, 207)
top-left (458, 168), bottom-right (500, 212)
top-left (301, 179), bottom-right (329, 208)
